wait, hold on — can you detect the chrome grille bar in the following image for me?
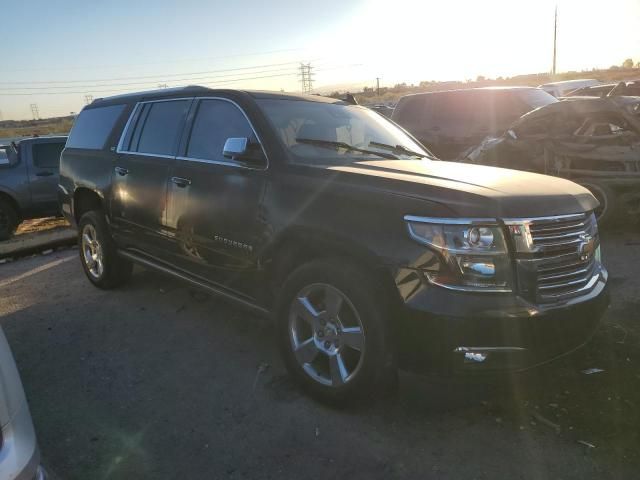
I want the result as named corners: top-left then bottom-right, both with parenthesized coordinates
top-left (505, 212), bottom-right (601, 303)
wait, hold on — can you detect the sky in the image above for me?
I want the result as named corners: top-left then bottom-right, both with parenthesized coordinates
top-left (1, 0), bottom-right (639, 120)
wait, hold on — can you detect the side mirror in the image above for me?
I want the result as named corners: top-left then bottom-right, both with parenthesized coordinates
top-left (223, 137), bottom-right (248, 159)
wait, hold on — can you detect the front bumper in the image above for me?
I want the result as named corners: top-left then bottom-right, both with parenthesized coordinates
top-left (394, 266), bottom-right (609, 374)
top-left (0, 405), bottom-right (45, 480)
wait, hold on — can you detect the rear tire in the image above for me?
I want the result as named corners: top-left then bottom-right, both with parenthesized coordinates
top-left (276, 259), bottom-right (396, 405)
top-left (78, 210), bottom-right (132, 289)
top-left (0, 198), bottom-right (19, 241)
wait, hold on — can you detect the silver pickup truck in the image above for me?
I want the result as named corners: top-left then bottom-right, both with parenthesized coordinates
top-left (0, 136), bottom-right (67, 240)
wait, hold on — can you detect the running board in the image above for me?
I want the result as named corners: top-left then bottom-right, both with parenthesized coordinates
top-left (118, 250), bottom-right (270, 317)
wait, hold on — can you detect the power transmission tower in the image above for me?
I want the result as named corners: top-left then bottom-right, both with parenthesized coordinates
top-left (299, 63), bottom-right (313, 93)
top-left (157, 83), bottom-right (168, 89)
top-left (30, 103), bottom-right (40, 120)
top-left (552, 5), bottom-right (558, 75)
top-left (84, 94), bottom-right (94, 105)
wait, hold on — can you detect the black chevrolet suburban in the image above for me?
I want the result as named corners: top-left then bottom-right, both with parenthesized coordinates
top-left (59, 86), bottom-right (609, 403)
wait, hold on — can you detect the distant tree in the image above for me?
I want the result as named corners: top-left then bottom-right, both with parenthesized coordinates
top-left (622, 58), bottom-right (634, 69)
top-left (610, 65), bottom-right (620, 70)
top-left (476, 75), bottom-right (486, 82)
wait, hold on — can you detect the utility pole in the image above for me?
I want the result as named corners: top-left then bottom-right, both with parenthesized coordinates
top-left (84, 94), bottom-right (93, 105)
top-left (30, 104), bottom-right (39, 120)
top-left (0, 109), bottom-right (3, 122)
top-left (299, 63), bottom-right (313, 93)
top-left (376, 77), bottom-right (380, 96)
top-left (552, 5), bottom-right (558, 76)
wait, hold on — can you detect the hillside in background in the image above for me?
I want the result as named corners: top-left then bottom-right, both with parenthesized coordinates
top-left (0, 115), bottom-right (74, 140)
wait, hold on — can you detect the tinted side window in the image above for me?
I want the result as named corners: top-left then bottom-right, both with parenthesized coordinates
top-left (67, 104), bottom-right (126, 149)
top-left (32, 142), bottom-right (65, 169)
top-left (132, 100), bottom-right (190, 156)
top-left (186, 100), bottom-right (256, 162)
top-left (429, 93), bottom-right (478, 133)
top-left (393, 96), bottom-right (430, 128)
top-left (0, 147), bottom-right (9, 166)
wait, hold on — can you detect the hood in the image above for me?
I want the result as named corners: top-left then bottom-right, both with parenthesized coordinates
top-left (328, 159), bottom-right (598, 218)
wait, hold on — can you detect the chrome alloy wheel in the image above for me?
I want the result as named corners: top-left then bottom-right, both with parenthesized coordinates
top-left (288, 283), bottom-right (366, 387)
top-left (81, 224), bottom-right (104, 279)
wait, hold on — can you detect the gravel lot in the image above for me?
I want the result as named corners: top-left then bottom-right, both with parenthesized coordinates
top-left (0, 231), bottom-right (638, 479)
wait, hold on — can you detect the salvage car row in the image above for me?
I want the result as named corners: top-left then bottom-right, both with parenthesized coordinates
top-left (390, 86), bottom-right (640, 226)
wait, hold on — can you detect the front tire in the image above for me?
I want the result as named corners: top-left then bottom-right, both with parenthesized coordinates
top-left (78, 211), bottom-right (132, 289)
top-left (276, 259), bottom-right (395, 404)
top-left (0, 198), bottom-right (19, 241)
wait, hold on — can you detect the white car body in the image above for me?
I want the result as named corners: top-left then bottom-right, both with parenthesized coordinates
top-left (0, 327), bottom-right (45, 480)
top-left (538, 79), bottom-right (601, 98)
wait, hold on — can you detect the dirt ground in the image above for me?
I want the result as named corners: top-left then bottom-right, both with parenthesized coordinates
top-left (15, 217), bottom-right (70, 236)
top-left (0, 230), bottom-right (638, 479)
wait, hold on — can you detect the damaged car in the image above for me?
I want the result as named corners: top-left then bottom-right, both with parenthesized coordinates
top-left (462, 96), bottom-right (640, 226)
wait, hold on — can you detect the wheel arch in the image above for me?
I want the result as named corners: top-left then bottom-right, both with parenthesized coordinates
top-left (0, 189), bottom-right (22, 221)
top-left (73, 187), bottom-right (104, 223)
top-left (263, 227), bottom-right (402, 310)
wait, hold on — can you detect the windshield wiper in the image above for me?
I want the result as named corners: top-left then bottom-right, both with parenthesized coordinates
top-left (295, 138), bottom-right (398, 159)
top-left (368, 141), bottom-right (430, 159)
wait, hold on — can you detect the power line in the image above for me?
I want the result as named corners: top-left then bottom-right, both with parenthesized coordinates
top-left (0, 61), bottom-right (308, 86)
top-left (6, 48), bottom-right (306, 73)
top-left (0, 66), bottom-right (301, 91)
top-left (0, 64), bottom-right (362, 97)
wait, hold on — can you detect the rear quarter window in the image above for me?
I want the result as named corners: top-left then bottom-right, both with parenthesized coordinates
top-left (66, 104), bottom-right (126, 150)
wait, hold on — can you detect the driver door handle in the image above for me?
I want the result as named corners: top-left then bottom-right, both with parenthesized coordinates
top-left (171, 176), bottom-right (191, 188)
top-left (115, 166), bottom-right (129, 176)
top-left (36, 171), bottom-right (54, 177)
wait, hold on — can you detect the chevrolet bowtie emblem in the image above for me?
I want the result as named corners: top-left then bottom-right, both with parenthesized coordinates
top-left (578, 234), bottom-right (595, 262)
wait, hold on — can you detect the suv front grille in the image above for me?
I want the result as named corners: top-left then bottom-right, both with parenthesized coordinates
top-left (506, 212), bottom-right (602, 303)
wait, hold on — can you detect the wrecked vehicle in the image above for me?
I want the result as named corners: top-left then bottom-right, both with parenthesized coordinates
top-left (565, 80), bottom-right (640, 98)
top-left (462, 96), bottom-right (640, 226)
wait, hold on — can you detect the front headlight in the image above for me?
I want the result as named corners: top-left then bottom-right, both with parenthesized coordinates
top-left (405, 216), bottom-right (513, 292)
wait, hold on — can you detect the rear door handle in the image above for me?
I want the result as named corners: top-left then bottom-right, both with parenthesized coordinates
top-left (171, 176), bottom-right (191, 188)
top-left (115, 166), bottom-right (129, 176)
top-left (36, 171), bottom-right (54, 177)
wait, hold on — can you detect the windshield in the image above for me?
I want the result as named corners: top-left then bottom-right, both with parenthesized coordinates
top-left (257, 98), bottom-right (431, 165)
top-left (515, 89), bottom-right (558, 109)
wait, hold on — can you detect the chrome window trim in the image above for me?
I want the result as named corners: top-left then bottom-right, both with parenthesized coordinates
top-left (116, 97), bottom-right (193, 156)
top-left (179, 96), bottom-right (269, 171)
top-left (175, 156), bottom-right (255, 169)
top-left (122, 151), bottom-right (175, 160)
